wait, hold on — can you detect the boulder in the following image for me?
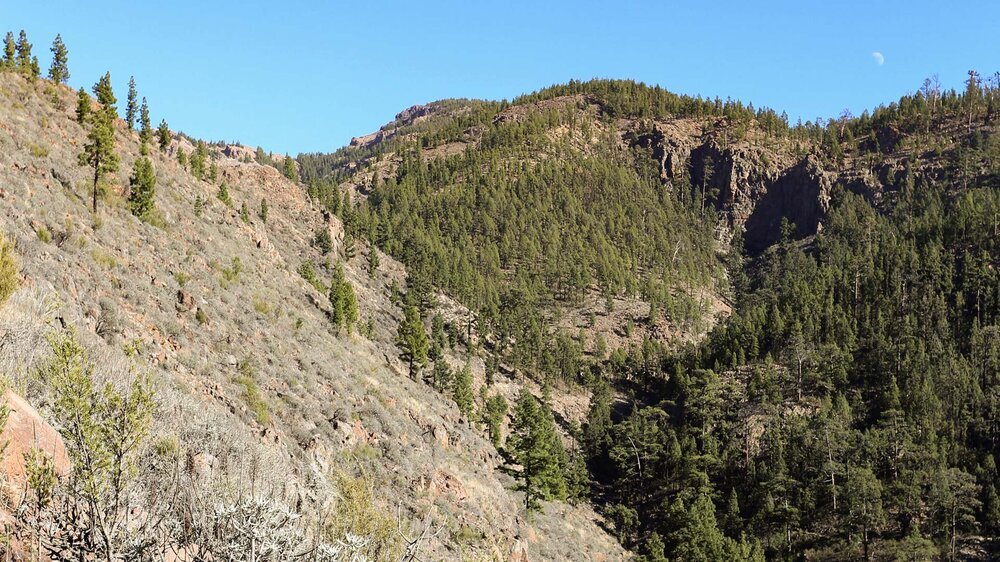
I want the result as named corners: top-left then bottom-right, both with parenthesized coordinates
top-left (0, 389), bottom-right (71, 502)
top-left (176, 289), bottom-right (195, 312)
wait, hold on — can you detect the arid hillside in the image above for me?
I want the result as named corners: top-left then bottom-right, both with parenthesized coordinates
top-left (0, 70), bottom-right (627, 560)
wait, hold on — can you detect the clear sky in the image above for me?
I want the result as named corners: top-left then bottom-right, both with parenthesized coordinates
top-left (4, 1), bottom-right (997, 155)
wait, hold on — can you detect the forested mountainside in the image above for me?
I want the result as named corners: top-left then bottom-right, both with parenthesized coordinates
top-left (301, 75), bottom-right (1000, 560)
top-left (2, 25), bottom-right (1000, 562)
top-left (0, 31), bottom-right (626, 561)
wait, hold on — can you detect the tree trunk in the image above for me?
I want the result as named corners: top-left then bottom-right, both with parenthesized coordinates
top-left (825, 430), bottom-right (837, 510)
top-left (92, 158), bottom-right (100, 213)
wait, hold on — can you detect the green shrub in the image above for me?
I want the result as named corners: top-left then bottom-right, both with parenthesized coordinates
top-left (0, 233), bottom-right (19, 308)
top-left (35, 225), bottom-right (52, 243)
top-left (221, 256), bottom-right (242, 283)
top-left (90, 248), bottom-right (117, 269)
top-left (297, 260), bottom-right (325, 292)
top-left (252, 296), bottom-right (271, 315)
top-left (28, 143), bottom-right (49, 158)
top-left (234, 371), bottom-right (268, 425)
top-left (314, 228), bottom-right (333, 254)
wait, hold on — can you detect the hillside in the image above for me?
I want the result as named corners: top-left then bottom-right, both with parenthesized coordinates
top-left (2, 25), bottom-right (1000, 562)
top-left (299, 76), bottom-right (1000, 560)
top-left (0, 68), bottom-right (627, 560)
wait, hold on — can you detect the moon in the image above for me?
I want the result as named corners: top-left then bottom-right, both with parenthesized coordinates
top-left (871, 52), bottom-right (885, 66)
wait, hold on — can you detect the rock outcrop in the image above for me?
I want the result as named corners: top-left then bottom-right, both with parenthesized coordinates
top-left (0, 389), bottom-right (71, 502)
top-left (628, 121), bottom-right (834, 252)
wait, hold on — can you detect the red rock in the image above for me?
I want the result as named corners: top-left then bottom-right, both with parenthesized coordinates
top-left (0, 389), bottom-right (71, 502)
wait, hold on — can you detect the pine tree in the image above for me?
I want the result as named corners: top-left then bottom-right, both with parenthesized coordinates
top-left (431, 360), bottom-right (452, 391)
top-left (92, 72), bottom-right (116, 114)
top-left (2, 32), bottom-right (14, 69)
top-left (239, 201), bottom-right (250, 223)
top-left (75, 87), bottom-right (90, 124)
top-left (482, 393), bottom-right (508, 447)
top-left (396, 305), bottom-right (428, 378)
top-left (328, 262), bottom-right (359, 335)
top-left (78, 83), bottom-right (119, 213)
top-left (216, 182), bottom-right (232, 207)
top-left (846, 465), bottom-right (885, 561)
top-left (258, 198), bottom-right (269, 223)
top-left (669, 493), bottom-right (729, 562)
top-left (28, 55), bottom-right (39, 80)
top-left (138, 97), bottom-right (152, 151)
top-left (48, 34), bottom-right (69, 83)
top-left (367, 246), bottom-right (379, 278)
top-left (190, 140), bottom-right (208, 179)
top-left (508, 389), bottom-right (567, 511)
top-left (453, 362), bottom-right (475, 419)
top-left (282, 154), bottom-right (298, 182)
top-left (127, 156), bottom-right (156, 219)
top-left (564, 446), bottom-right (590, 504)
top-left (157, 120), bottom-right (171, 151)
top-left (44, 329), bottom-right (155, 562)
top-left (342, 232), bottom-right (356, 260)
top-left (643, 532), bottom-right (668, 562)
top-left (429, 313), bottom-right (446, 361)
top-left (125, 76), bottom-right (138, 129)
top-left (14, 30), bottom-right (31, 73)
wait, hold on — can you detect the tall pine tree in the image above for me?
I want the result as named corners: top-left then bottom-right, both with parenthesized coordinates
top-left (328, 262), bottom-right (359, 335)
top-left (127, 156), bottom-right (156, 219)
top-left (508, 389), bottom-right (567, 511)
top-left (125, 76), bottom-right (138, 130)
top-left (79, 74), bottom-right (119, 212)
top-left (47, 34), bottom-right (69, 83)
top-left (138, 97), bottom-right (152, 152)
top-left (396, 305), bottom-right (429, 378)
top-left (157, 119), bottom-right (170, 152)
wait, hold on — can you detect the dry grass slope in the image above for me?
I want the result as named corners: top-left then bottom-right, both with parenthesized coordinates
top-left (0, 71), bottom-right (627, 559)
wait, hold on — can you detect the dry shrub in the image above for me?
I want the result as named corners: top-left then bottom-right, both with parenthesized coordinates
top-left (0, 232), bottom-right (19, 308)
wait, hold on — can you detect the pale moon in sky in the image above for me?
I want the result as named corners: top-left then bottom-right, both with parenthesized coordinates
top-left (872, 52), bottom-right (885, 66)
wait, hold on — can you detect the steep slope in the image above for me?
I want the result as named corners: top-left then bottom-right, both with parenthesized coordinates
top-left (299, 76), bottom-right (1000, 560)
top-left (0, 71), bottom-right (626, 560)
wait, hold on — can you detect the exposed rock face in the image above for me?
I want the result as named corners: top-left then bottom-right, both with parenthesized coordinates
top-left (0, 389), bottom-right (71, 501)
top-left (393, 103), bottom-right (438, 125)
top-left (628, 121), bottom-right (834, 253)
top-left (221, 144), bottom-right (257, 162)
top-left (351, 101), bottom-right (463, 149)
top-left (743, 155), bottom-right (832, 251)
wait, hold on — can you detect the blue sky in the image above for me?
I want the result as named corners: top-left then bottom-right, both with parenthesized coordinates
top-left (4, 1), bottom-right (996, 154)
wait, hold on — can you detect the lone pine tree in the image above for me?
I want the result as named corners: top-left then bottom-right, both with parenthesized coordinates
top-left (328, 262), bottom-right (359, 335)
top-left (14, 30), bottom-right (31, 73)
top-left (282, 153), bottom-right (298, 182)
top-left (92, 72), bottom-right (116, 112)
top-left (2, 32), bottom-right (13, 69)
top-left (138, 97), bottom-right (152, 151)
top-left (47, 34), bottom-right (69, 83)
top-left (125, 76), bottom-right (138, 129)
top-left (79, 74), bottom-right (119, 213)
top-left (452, 362), bottom-right (474, 420)
top-left (127, 156), bottom-right (156, 219)
top-left (396, 304), bottom-right (429, 378)
top-left (157, 119), bottom-right (170, 151)
top-left (75, 87), bottom-right (90, 124)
